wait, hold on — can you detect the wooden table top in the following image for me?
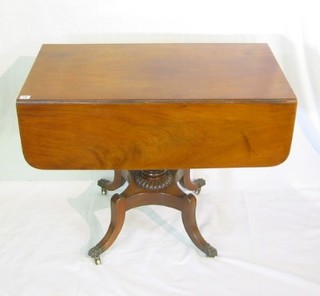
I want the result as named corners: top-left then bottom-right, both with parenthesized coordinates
top-left (17, 44), bottom-right (297, 170)
top-left (19, 43), bottom-right (295, 103)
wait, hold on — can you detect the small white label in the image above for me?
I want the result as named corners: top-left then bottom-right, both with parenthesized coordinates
top-left (19, 95), bottom-right (31, 100)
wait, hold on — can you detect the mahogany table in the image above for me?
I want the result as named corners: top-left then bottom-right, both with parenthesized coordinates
top-left (16, 43), bottom-right (297, 264)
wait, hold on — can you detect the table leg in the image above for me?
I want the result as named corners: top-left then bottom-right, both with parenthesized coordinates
top-left (97, 170), bottom-right (126, 194)
top-left (181, 194), bottom-right (217, 257)
top-left (88, 193), bottom-right (126, 265)
top-left (179, 169), bottom-right (206, 194)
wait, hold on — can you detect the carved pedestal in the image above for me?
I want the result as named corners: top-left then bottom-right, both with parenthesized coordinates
top-left (88, 169), bottom-right (217, 264)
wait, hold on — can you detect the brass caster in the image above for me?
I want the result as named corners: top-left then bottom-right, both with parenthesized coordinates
top-left (88, 245), bottom-right (103, 265)
top-left (194, 178), bottom-right (206, 195)
top-left (98, 178), bottom-right (109, 195)
top-left (194, 187), bottom-right (201, 195)
top-left (203, 244), bottom-right (218, 258)
top-left (94, 256), bottom-right (102, 265)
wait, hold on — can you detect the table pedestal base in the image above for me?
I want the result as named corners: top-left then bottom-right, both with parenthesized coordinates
top-left (88, 169), bottom-right (217, 264)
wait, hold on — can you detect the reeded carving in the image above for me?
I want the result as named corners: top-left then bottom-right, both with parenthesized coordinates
top-left (134, 170), bottom-right (174, 190)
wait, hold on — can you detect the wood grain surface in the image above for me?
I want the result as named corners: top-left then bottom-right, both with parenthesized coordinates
top-left (16, 44), bottom-right (297, 170)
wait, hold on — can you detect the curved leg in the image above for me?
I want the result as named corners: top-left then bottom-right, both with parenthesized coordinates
top-left (98, 170), bottom-right (126, 194)
top-left (88, 193), bottom-right (126, 264)
top-left (181, 193), bottom-right (217, 257)
top-left (179, 169), bottom-right (206, 194)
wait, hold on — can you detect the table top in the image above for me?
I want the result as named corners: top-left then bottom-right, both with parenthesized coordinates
top-left (19, 43), bottom-right (295, 103)
top-left (17, 44), bottom-right (297, 170)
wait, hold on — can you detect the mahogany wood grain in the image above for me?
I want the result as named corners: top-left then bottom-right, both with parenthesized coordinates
top-left (16, 44), bottom-right (297, 170)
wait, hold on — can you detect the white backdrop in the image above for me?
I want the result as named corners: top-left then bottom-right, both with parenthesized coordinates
top-left (1, 1), bottom-right (320, 295)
